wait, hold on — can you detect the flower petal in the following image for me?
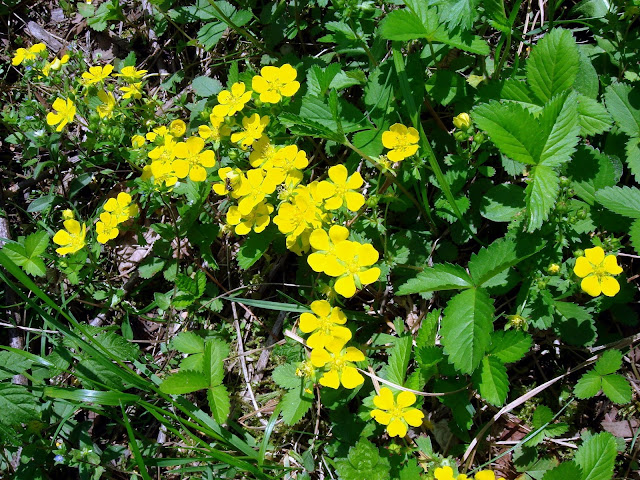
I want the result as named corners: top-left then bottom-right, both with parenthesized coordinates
top-left (319, 369), bottom-right (340, 389)
top-left (328, 165), bottom-right (348, 185)
top-left (299, 313), bottom-right (320, 333)
top-left (475, 471), bottom-right (496, 480)
top-left (334, 275), bottom-right (356, 298)
top-left (311, 300), bottom-right (331, 317)
top-left (339, 366), bottom-right (364, 389)
top-left (603, 255), bottom-right (623, 275)
top-left (402, 408), bottom-right (424, 427)
top-left (373, 387), bottom-right (394, 410)
top-left (386, 418), bottom-right (407, 437)
top-left (309, 229), bottom-right (330, 251)
top-left (584, 246), bottom-right (605, 265)
top-left (358, 267), bottom-right (381, 285)
top-left (345, 191), bottom-right (365, 211)
top-left (310, 347), bottom-right (331, 367)
top-left (573, 256), bottom-right (594, 278)
top-left (343, 346), bottom-right (365, 362)
top-left (434, 466), bottom-right (455, 480)
top-left (600, 276), bottom-right (620, 297)
top-left (396, 390), bottom-right (417, 408)
top-left (370, 409), bottom-right (391, 425)
top-left (53, 230), bottom-right (71, 246)
top-left (581, 274), bottom-right (602, 297)
top-left (357, 243), bottom-right (380, 266)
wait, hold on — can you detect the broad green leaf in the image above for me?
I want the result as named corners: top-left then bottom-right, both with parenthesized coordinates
top-left (95, 332), bottom-right (139, 362)
top-left (577, 96), bottom-right (612, 136)
top-left (441, 288), bottom-right (494, 374)
top-left (630, 219), bottom-right (640, 255)
top-left (574, 432), bottom-right (617, 480)
top-left (1, 243), bottom-right (28, 266)
top-left (527, 28), bottom-right (580, 103)
top-left (280, 384), bottom-right (314, 426)
top-left (207, 384), bottom-right (230, 424)
top-left (396, 263), bottom-right (473, 294)
top-left (432, 0), bottom-right (478, 30)
top-left (625, 139), bottom-right (640, 183)
top-left (480, 184), bottom-right (526, 222)
top-left (594, 186), bottom-right (640, 219)
top-left (0, 350), bottom-right (33, 381)
top-left (335, 437), bottom-right (391, 480)
top-left (386, 335), bottom-right (412, 386)
top-left (191, 76), bottom-right (223, 97)
top-left (489, 330), bottom-right (532, 363)
top-left (594, 349), bottom-right (622, 375)
top-left (473, 101), bottom-right (540, 165)
top-left (554, 301), bottom-right (596, 346)
top-left (574, 48), bottom-right (599, 99)
top-left (482, 0), bottom-right (510, 32)
top-left (238, 226), bottom-right (277, 270)
top-left (527, 405), bottom-right (568, 446)
top-left (574, 370), bottom-right (602, 399)
top-left (472, 355), bottom-right (509, 406)
top-left (568, 146), bottom-right (616, 205)
top-left (542, 461), bottom-right (582, 480)
top-left (306, 63), bottom-right (341, 96)
top-left (171, 331), bottom-right (205, 354)
top-left (159, 370), bottom-right (209, 394)
top-left (525, 165), bottom-right (560, 231)
top-left (0, 384), bottom-right (39, 426)
top-left (24, 231), bottom-right (49, 258)
top-left (22, 258), bottom-right (47, 277)
top-left (205, 338), bottom-right (229, 386)
top-left (601, 374), bottom-right (632, 404)
top-left (499, 79), bottom-right (542, 109)
top-left (76, 358), bottom-right (130, 390)
top-left (271, 363), bottom-right (300, 390)
top-left (604, 82), bottom-right (640, 137)
top-left (538, 91), bottom-right (580, 167)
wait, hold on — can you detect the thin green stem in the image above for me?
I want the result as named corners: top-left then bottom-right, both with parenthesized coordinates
top-left (205, 0), bottom-right (270, 54)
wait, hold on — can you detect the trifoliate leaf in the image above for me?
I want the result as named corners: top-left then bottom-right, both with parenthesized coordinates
top-left (396, 263), bottom-right (473, 295)
top-left (191, 76), bottom-right (223, 97)
top-left (489, 330), bottom-right (532, 363)
top-left (24, 231), bottom-right (49, 258)
top-left (542, 461), bottom-right (582, 480)
top-left (594, 186), bottom-right (640, 219)
top-left (600, 374), bottom-right (632, 404)
top-left (574, 432), bottom-right (617, 480)
top-left (472, 355), bottom-right (509, 406)
top-left (538, 91), bottom-right (580, 168)
top-left (205, 338), bottom-right (229, 386)
top-left (568, 146), bottom-right (617, 206)
top-left (526, 405), bottom-right (569, 446)
top-left (594, 350), bottom-right (622, 375)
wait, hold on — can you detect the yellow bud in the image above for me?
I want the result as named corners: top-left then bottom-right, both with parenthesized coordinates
top-left (547, 263), bottom-right (560, 274)
top-left (62, 209), bottom-right (74, 220)
top-left (453, 112), bottom-right (471, 130)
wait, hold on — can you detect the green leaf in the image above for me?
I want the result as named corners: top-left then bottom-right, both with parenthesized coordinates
top-left (237, 227), bottom-right (276, 270)
top-left (577, 96), bottom-right (612, 136)
top-left (473, 101), bottom-right (540, 165)
top-left (433, 0), bottom-right (478, 30)
top-left (480, 184), bottom-right (526, 222)
top-left (625, 139), bottom-right (640, 183)
top-left (0, 384), bottom-right (39, 426)
top-left (538, 92), bottom-right (580, 167)
top-left (601, 374), bottom-right (632, 404)
top-left (574, 432), bottom-right (617, 480)
top-left (472, 355), bottom-right (509, 406)
top-left (95, 332), bottom-right (139, 361)
top-left (604, 82), bottom-right (640, 137)
top-left (568, 146), bottom-right (617, 205)
top-left (630, 219), bottom-right (640, 255)
top-left (138, 256), bottom-right (166, 279)
top-left (441, 288), bottom-right (494, 374)
top-left (207, 384), bottom-right (230, 424)
top-left (542, 461), bottom-right (582, 480)
top-left (205, 338), bottom-right (229, 386)
top-left (280, 384), bottom-right (314, 426)
top-left (526, 405), bottom-right (569, 446)
top-left (24, 231), bottom-right (49, 258)
top-left (594, 350), bottom-right (622, 375)
top-left (574, 370), bottom-right (602, 399)
top-left (171, 331), bottom-right (205, 354)
top-left (574, 48), bottom-right (599, 99)
top-left (44, 387), bottom-right (140, 406)
top-left (159, 370), bottom-right (209, 394)
top-left (22, 258), bottom-right (47, 277)
top-left (525, 165), bottom-right (560, 232)
top-left (191, 76), bottom-right (223, 97)
top-left (1, 243), bottom-right (28, 266)
top-left (0, 350), bottom-right (33, 381)
top-left (489, 330), bottom-right (532, 363)
top-left (483, 0), bottom-right (510, 32)
top-left (386, 336), bottom-right (412, 387)
top-left (526, 28), bottom-right (580, 103)
top-left (335, 437), bottom-right (391, 480)
top-left (594, 186), bottom-right (640, 219)
top-left (272, 363), bottom-right (300, 390)
top-left (554, 301), bottom-right (596, 346)
top-left (396, 263), bottom-right (473, 295)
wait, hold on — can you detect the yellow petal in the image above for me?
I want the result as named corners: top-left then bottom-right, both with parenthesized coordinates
top-left (370, 409), bottom-right (391, 425)
top-left (603, 255), bottom-right (622, 275)
top-left (345, 191), bottom-right (365, 211)
top-left (396, 390), bottom-right (417, 408)
top-left (319, 369), bottom-right (341, 389)
top-left (358, 267), bottom-right (381, 285)
top-left (307, 252), bottom-right (327, 272)
top-left (600, 276), bottom-right (620, 297)
top-left (357, 243), bottom-right (380, 266)
top-left (53, 230), bottom-right (71, 246)
top-left (581, 275), bottom-right (602, 297)
top-left (328, 164), bottom-right (348, 185)
top-left (334, 275), bottom-right (356, 298)
top-left (311, 300), bottom-right (331, 317)
top-left (402, 408), bottom-right (424, 427)
top-left (475, 471), bottom-right (496, 480)
top-left (434, 466), bottom-right (455, 480)
top-left (584, 246), bottom-right (605, 265)
top-left (382, 130), bottom-right (398, 149)
top-left (309, 229), bottom-right (330, 251)
top-left (343, 346), bottom-right (365, 362)
top-left (310, 347), bottom-right (331, 367)
top-left (373, 387), bottom-right (395, 410)
top-left (328, 225), bottom-right (349, 243)
top-left (189, 165), bottom-right (207, 182)
top-left (339, 366), bottom-right (364, 389)
top-left (299, 312), bottom-right (320, 333)
top-left (386, 418), bottom-right (407, 437)
top-left (573, 256), bottom-right (594, 278)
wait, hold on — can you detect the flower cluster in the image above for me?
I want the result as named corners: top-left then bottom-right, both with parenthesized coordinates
top-left (96, 192), bottom-right (138, 244)
top-left (434, 466), bottom-right (504, 480)
top-left (12, 43), bottom-right (47, 66)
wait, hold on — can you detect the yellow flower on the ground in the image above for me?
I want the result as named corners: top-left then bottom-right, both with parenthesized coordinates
top-left (317, 165), bottom-right (365, 211)
top-left (269, 144), bottom-right (308, 185)
top-left (104, 192), bottom-right (137, 223)
top-left (114, 66), bottom-right (147, 82)
top-left (231, 114), bottom-right (270, 149)
top-left (453, 112), bottom-right (472, 130)
top-left (474, 471), bottom-right (505, 480)
top-left (120, 82), bottom-right (143, 99)
top-left (96, 90), bottom-right (116, 119)
top-left (434, 466), bottom-right (468, 480)
top-left (212, 82), bottom-right (252, 117)
top-left (172, 136), bottom-right (216, 182)
top-left (46, 98), bottom-right (76, 132)
top-left (382, 123), bottom-right (420, 162)
top-left (370, 387), bottom-right (424, 438)
top-left (96, 212), bottom-right (120, 244)
top-left (324, 240), bottom-right (380, 298)
top-left (148, 140), bottom-right (177, 166)
top-left (12, 43), bottom-right (47, 65)
top-left (226, 201), bottom-right (274, 235)
top-left (42, 54), bottom-right (69, 77)
top-left (82, 64), bottom-right (114, 85)
top-left (212, 167), bottom-right (247, 197)
top-left (249, 135), bottom-right (278, 168)
top-left (149, 161), bottom-right (178, 187)
top-left (53, 219), bottom-right (86, 255)
top-left (310, 341), bottom-right (365, 389)
top-left (299, 300), bottom-right (351, 350)
top-left (236, 168), bottom-right (280, 215)
top-left (273, 183), bottom-right (329, 241)
top-left (307, 225), bottom-right (350, 274)
top-left (573, 246), bottom-right (623, 297)
top-left (198, 113), bottom-right (230, 141)
top-left (251, 64), bottom-right (300, 103)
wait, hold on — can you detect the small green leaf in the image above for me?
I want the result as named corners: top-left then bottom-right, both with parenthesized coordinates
top-left (191, 76), bottom-right (223, 97)
top-left (159, 370), bottom-right (209, 394)
top-left (625, 139), bottom-right (640, 183)
top-left (601, 374), bottom-right (632, 404)
top-left (480, 184), bottom-right (526, 222)
top-left (594, 186), bottom-right (640, 219)
top-left (385, 335), bottom-right (412, 387)
top-left (1, 243), bottom-right (28, 266)
top-left (237, 227), bottom-right (277, 270)
top-left (542, 461), bottom-right (582, 480)
top-left (577, 96), bottom-right (612, 136)
top-left (272, 363), bottom-right (300, 390)
top-left (594, 350), bottom-right (622, 375)
top-left (605, 82), bottom-right (640, 138)
top-left (489, 330), bottom-right (532, 363)
top-left (22, 258), bottom-right (47, 277)
top-left (525, 165), bottom-right (560, 232)
top-left (280, 384), bottom-right (314, 426)
top-left (574, 432), bottom-right (617, 480)
top-left (171, 331), bottom-right (205, 354)
top-left (205, 339), bottom-right (229, 386)
top-left (568, 146), bottom-right (617, 206)
top-left (538, 91), bottom-right (580, 168)
top-left (574, 370), bottom-right (602, 399)
top-left (0, 384), bottom-right (39, 426)
top-left (0, 350), bottom-right (33, 381)
top-left (630, 219), bottom-right (640, 255)
top-left (207, 384), bottom-right (230, 424)
top-left (335, 437), bottom-right (391, 480)
top-left (24, 231), bottom-right (49, 258)
top-left (472, 355), bottom-right (509, 406)
top-left (396, 263), bottom-right (473, 295)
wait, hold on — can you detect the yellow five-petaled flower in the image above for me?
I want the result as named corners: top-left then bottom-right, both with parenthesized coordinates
top-left (46, 98), bottom-right (76, 132)
top-left (370, 387), bottom-right (424, 438)
top-left (53, 219), bottom-right (87, 255)
top-left (310, 341), bottom-right (365, 389)
top-left (252, 64), bottom-right (300, 104)
top-left (573, 246), bottom-right (623, 297)
top-left (382, 123), bottom-right (420, 162)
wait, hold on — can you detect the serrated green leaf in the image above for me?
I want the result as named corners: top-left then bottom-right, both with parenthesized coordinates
top-left (630, 219), bottom-right (640, 255)
top-left (532, 405), bottom-right (554, 427)
top-left (554, 301), bottom-right (596, 346)
top-left (601, 374), bottom-right (632, 404)
top-left (280, 385), bottom-right (314, 426)
top-left (441, 288), bottom-right (494, 374)
top-left (577, 96), bottom-right (612, 136)
top-left (159, 370), bottom-right (209, 394)
top-left (594, 350), bottom-right (622, 375)
top-left (22, 257), bottom-right (47, 277)
top-left (568, 146), bottom-right (616, 205)
top-left (574, 432), bottom-right (617, 480)
top-left (272, 363), bottom-right (300, 390)
top-left (625, 139), bottom-right (640, 183)
top-left (76, 358), bottom-right (129, 390)
top-left (542, 461), bottom-right (582, 480)
top-left (594, 186), bottom-right (640, 219)
top-left (525, 165), bottom-right (560, 231)
top-left (489, 330), bottom-right (532, 363)
top-left (396, 263), bottom-right (473, 295)
top-left (472, 355), bottom-right (509, 406)
top-left (0, 384), bottom-right (39, 426)
top-left (179, 353), bottom-right (204, 371)
top-left (1, 243), bottom-right (28, 266)
top-left (95, 332), bottom-right (139, 362)
top-left (24, 231), bottom-right (49, 258)
top-left (538, 91), bottom-right (580, 167)
top-left (527, 28), bottom-right (580, 103)
top-left (483, 0), bottom-right (510, 32)
top-left (604, 82), bottom-right (640, 137)
top-left (575, 47), bottom-right (599, 98)
top-left (138, 257), bottom-right (166, 279)
top-left (335, 437), bottom-right (390, 480)
top-left (171, 331), bottom-right (205, 354)
top-left (574, 370), bottom-right (602, 399)
top-left (205, 339), bottom-right (229, 386)
top-left (191, 76), bottom-right (223, 97)
top-left (0, 350), bottom-right (33, 381)
top-left (207, 384), bottom-right (230, 424)
top-left (433, 0), bottom-right (478, 30)
top-left (480, 184), bottom-right (526, 222)
top-left (386, 335), bottom-right (412, 387)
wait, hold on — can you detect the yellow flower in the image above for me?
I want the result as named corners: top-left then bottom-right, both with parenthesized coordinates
top-left (249, 135), bottom-right (278, 168)
top-left (212, 167), bottom-right (246, 197)
top-left (149, 161), bottom-right (178, 188)
top-left (307, 225), bottom-right (350, 274)
top-left (212, 82), bottom-right (252, 117)
top-left (169, 119), bottom-right (186, 137)
top-left (317, 165), bottom-right (365, 211)
top-left (434, 466), bottom-right (469, 480)
top-left (573, 246), bottom-right (623, 297)
top-left (323, 240), bottom-right (380, 298)
top-left (12, 43), bottom-right (47, 65)
top-left (96, 212), bottom-right (120, 244)
top-left (231, 114), bottom-right (270, 149)
top-left (96, 90), bottom-right (116, 119)
top-left (62, 209), bottom-right (75, 220)
top-left (172, 136), bottom-right (216, 182)
top-left (547, 263), bottom-right (560, 274)
top-left (148, 141), bottom-right (177, 165)
top-left (114, 66), bottom-right (147, 82)
top-left (81, 64), bottom-right (114, 85)
top-left (226, 201), bottom-right (274, 235)
top-left (269, 144), bottom-right (308, 185)
top-left (295, 359), bottom-right (316, 379)
top-left (104, 192), bottom-right (137, 223)
top-left (251, 64), bottom-right (300, 103)
top-left (46, 98), bottom-right (76, 132)
top-left (53, 219), bottom-right (87, 255)
top-left (42, 54), bottom-right (69, 77)
top-left (453, 112), bottom-right (472, 130)
top-left (474, 471), bottom-right (505, 480)
top-left (131, 135), bottom-right (146, 148)
top-left (370, 387), bottom-right (424, 437)
top-left (273, 183), bottom-right (329, 241)
top-left (235, 168), bottom-right (280, 215)
top-left (310, 341), bottom-right (365, 389)
top-left (120, 82), bottom-right (143, 99)
top-left (382, 123), bottom-right (420, 162)
top-left (299, 300), bottom-right (351, 350)
top-left (199, 114), bottom-right (230, 141)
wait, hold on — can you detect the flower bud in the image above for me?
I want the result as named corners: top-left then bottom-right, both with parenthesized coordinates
top-left (547, 263), bottom-right (560, 275)
top-left (453, 112), bottom-right (471, 130)
top-left (454, 130), bottom-right (468, 142)
top-left (573, 249), bottom-right (584, 258)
